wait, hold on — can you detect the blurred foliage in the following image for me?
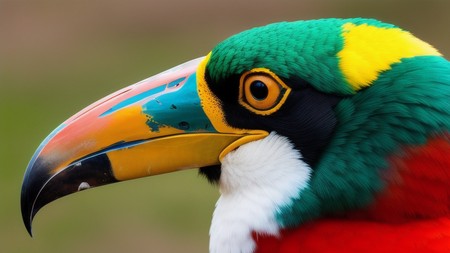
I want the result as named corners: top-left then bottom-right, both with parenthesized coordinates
top-left (1, 0), bottom-right (449, 252)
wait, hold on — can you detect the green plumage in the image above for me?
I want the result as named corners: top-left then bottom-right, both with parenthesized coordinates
top-left (205, 18), bottom-right (450, 228)
top-left (278, 56), bottom-right (450, 227)
top-left (207, 18), bottom-right (397, 95)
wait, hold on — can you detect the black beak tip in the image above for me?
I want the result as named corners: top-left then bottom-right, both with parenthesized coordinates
top-left (21, 198), bottom-right (34, 237)
top-left (21, 172), bottom-right (36, 237)
top-left (21, 205), bottom-right (33, 236)
top-left (23, 215), bottom-right (34, 237)
top-left (20, 154), bottom-right (118, 237)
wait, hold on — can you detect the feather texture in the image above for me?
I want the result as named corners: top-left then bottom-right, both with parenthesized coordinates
top-left (210, 132), bottom-right (311, 253)
top-left (254, 218), bottom-right (450, 253)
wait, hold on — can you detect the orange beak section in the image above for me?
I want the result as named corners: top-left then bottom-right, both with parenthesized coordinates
top-left (21, 57), bottom-right (259, 235)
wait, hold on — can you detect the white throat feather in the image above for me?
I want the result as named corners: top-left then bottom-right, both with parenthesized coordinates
top-left (209, 132), bottom-right (312, 253)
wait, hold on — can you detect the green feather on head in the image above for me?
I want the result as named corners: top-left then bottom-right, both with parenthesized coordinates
top-left (204, 18), bottom-right (450, 228)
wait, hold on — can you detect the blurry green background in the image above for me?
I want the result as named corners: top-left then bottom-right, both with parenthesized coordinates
top-left (1, 0), bottom-right (449, 252)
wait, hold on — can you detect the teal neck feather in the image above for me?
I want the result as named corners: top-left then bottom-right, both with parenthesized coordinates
top-left (277, 56), bottom-right (450, 227)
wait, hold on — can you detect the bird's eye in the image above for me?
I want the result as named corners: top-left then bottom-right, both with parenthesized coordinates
top-left (249, 80), bottom-right (269, 100)
top-left (239, 68), bottom-right (291, 115)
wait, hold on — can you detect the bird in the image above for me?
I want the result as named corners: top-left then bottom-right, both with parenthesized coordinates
top-left (21, 18), bottom-right (450, 253)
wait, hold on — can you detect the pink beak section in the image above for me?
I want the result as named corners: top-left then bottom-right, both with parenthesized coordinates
top-left (21, 57), bottom-right (246, 235)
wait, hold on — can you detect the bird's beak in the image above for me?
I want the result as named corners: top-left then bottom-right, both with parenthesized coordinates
top-left (21, 56), bottom-right (267, 235)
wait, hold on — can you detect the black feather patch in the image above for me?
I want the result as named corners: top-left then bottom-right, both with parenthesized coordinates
top-left (199, 165), bottom-right (221, 185)
top-left (204, 69), bottom-right (343, 181)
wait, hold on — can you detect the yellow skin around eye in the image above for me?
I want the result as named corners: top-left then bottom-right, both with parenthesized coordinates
top-left (196, 54), bottom-right (269, 160)
top-left (239, 68), bottom-right (292, 116)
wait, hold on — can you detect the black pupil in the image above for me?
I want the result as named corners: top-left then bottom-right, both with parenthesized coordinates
top-left (250, 80), bottom-right (268, 100)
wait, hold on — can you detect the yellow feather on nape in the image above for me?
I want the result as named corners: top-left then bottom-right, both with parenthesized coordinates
top-left (338, 23), bottom-right (441, 91)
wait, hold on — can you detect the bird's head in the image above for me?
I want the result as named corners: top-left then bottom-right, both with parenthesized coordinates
top-left (21, 18), bottom-right (450, 252)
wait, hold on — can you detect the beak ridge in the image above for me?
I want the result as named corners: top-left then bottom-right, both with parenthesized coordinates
top-left (20, 56), bottom-right (268, 235)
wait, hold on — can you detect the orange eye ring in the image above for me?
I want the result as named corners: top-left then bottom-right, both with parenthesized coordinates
top-left (239, 68), bottom-right (291, 115)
